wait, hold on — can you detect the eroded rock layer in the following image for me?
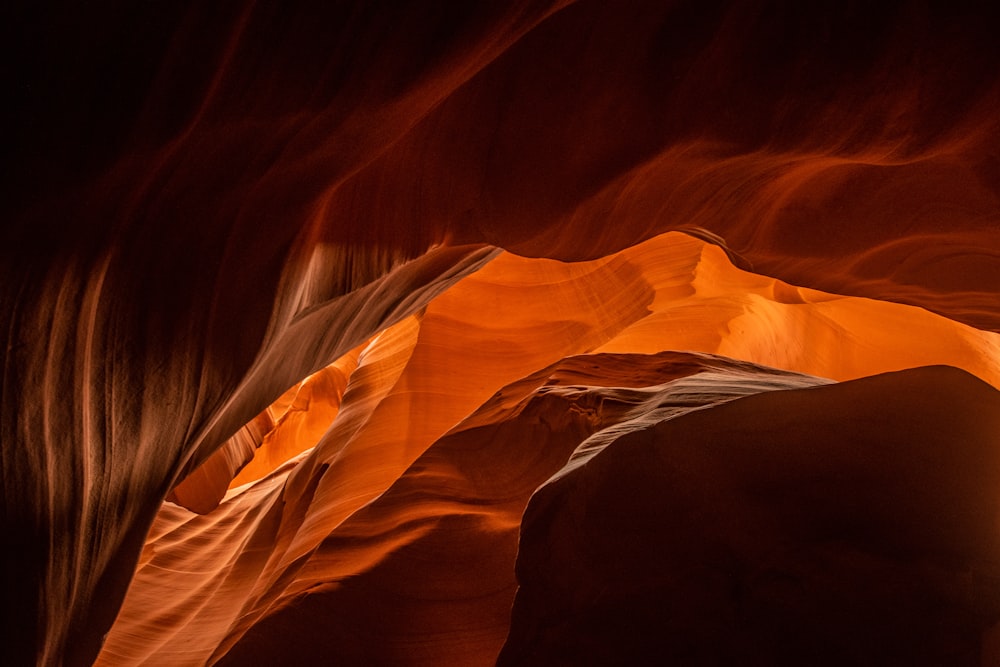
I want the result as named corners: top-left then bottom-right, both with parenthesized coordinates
top-left (170, 232), bottom-right (1000, 511)
top-left (100, 232), bottom-right (1000, 665)
top-left (103, 351), bottom-right (830, 666)
top-left (3, 2), bottom-right (1000, 665)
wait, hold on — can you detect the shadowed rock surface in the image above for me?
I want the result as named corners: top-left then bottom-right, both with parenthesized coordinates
top-left (501, 366), bottom-right (1000, 666)
top-left (2, 2), bottom-right (999, 665)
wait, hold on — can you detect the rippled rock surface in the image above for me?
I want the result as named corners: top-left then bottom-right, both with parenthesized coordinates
top-left (3, 2), bottom-right (999, 665)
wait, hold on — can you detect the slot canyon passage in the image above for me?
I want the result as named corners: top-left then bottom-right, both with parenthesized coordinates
top-left (3, 2), bottom-right (1000, 665)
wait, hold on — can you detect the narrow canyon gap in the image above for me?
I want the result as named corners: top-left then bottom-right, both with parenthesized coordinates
top-left (2, 2), bottom-right (999, 665)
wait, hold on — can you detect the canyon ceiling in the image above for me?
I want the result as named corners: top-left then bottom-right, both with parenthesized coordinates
top-left (3, 2), bottom-right (1000, 665)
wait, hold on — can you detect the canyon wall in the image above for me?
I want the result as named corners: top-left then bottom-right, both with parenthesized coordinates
top-left (3, 2), bottom-right (999, 664)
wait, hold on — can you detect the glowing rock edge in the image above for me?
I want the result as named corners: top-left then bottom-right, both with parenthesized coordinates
top-left (3, 3), bottom-right (999, 665)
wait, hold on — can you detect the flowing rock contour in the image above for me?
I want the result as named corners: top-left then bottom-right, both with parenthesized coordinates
top-left (3, 2), bottom-right (1000, 665)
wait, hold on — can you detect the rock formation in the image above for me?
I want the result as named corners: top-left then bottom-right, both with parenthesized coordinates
top-left (3, 2), bottom-right (999, 665)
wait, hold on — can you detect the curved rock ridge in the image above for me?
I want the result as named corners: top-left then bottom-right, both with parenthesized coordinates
top-left (101, 229), bottom-right (1000, 665)
top-left (8, 2), bottom-right (999, 330)
top-left (1, 242), bottom-right (497, 667)
top-left (165, 337), bottom-right (368, 514)
top-left (170, 231), bottom-right (1000, 511)
top-left (98, 351), bottom-right (828, 666)
top-left (500, 365), bottom-right (1000, 666)
top-left (3, 3), bottom-right (1000, 665)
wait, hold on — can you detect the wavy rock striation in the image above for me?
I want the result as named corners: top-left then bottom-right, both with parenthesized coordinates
top-left (2, 2), bottom-right (1000, 665)
top-left (99, 232), bottom-right (1000, 665)
top-left (103, 350), bottom-right (829, 666)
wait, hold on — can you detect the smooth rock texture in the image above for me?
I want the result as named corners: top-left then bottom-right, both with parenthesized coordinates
top-left (172, 231), bottom-right (1000, 509)
top-left (102, 350), bottom-right (829, 666)
top-left (2, 2), bottom-right (999, 665)
top-left (501, 366), bottom-right (1000, 666)
top-left (99, 232), bottom-right (999, 666)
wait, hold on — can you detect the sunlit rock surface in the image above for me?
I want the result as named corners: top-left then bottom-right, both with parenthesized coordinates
top-left (100, 232), bottom-right (1000, 665)
top-left (170, 232), bottom-right (1000, 511)
top-left (3, 2), bottom-right (1000, 665)
top-left (102, 350), bottom-right (830, 666)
